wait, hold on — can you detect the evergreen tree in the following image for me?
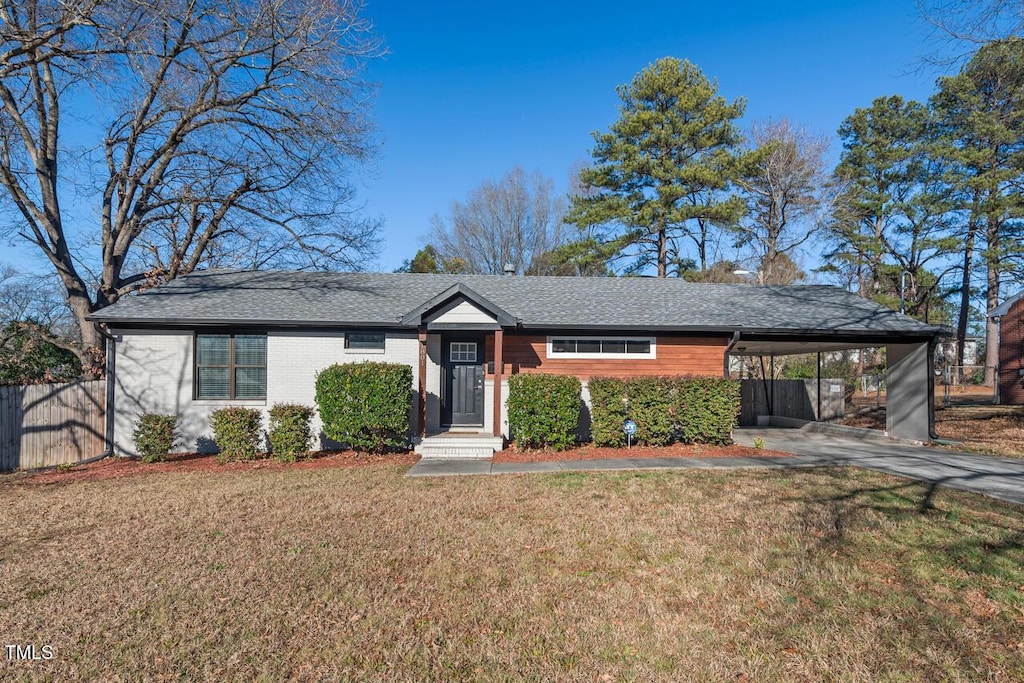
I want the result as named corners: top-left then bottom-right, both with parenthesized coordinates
top-left (566, 57), bottom-right (747, 277)
top-left (933, 38), bottom-right (1024, 372)
top-left (825, 95), bottom-right (959, 322)
top-left (396, 245), bottom-right (467, 274)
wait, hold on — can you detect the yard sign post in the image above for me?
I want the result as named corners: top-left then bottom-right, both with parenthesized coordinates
top-left (623, 419), bottom-right (637, 449)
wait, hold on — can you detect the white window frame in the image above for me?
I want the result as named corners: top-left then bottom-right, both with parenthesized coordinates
top-left (545, 336), bottom-right (657, 360)
top-left (449, 341), bottom-right (478, 363)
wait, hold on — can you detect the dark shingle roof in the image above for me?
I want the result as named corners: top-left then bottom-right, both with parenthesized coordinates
top-left (88, 269), bottom-right (945, 337)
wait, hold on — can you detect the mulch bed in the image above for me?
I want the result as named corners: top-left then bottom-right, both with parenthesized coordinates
top-left (493, 443), bottom-right (792, 464)
top-left (7, 450), bottom-right (418, 486)
top-left (8, 442), bottom-right (795, 485)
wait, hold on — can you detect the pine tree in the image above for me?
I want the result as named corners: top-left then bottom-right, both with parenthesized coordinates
top-left (826, 96), bottom-right (959, 322)
top-left (566, 57), bottom-right (747, 277)
top-left (932, 38), bottom-right (1024, 372)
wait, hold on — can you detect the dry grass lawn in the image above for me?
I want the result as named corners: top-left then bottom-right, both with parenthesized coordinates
top-left (1, 462), bottom-right (1023, 681)
top-left (843, 403), bottom-right (1024, 458)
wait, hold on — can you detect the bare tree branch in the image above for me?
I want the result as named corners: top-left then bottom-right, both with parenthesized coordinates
top-left (0, 0), bottom-right (383, 375)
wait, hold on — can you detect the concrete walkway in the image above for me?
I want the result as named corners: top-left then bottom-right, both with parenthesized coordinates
top-left (734, 427), bottom-right (1024, 506)
top-left (407, 427), bottom-right (1024, 507)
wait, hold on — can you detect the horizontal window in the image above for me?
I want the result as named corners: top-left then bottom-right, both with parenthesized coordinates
top-left (345, 332), bottom-right (386, 351)
top-left (195, 333), bottom-right (266, 399)
top-left (546, 337), bottom-right (656, 359)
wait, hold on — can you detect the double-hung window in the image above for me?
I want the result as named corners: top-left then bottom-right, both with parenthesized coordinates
top-left (195, 333), bottom-right (267, 399)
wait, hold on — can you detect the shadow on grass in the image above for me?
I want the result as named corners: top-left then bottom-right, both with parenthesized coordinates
top-left (773, 467), bottom-right (1024, 592)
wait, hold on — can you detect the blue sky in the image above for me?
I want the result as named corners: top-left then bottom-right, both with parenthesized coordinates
top-left (2, 0), bottom-right (952, 278)
top-left (360, 0), bottom-right (946, 272)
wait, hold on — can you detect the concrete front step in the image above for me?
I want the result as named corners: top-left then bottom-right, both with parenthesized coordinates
top-left (414, 433), bottom-right (505, 459)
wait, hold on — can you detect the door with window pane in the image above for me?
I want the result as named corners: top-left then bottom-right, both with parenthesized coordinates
top-left (443, 339), bottom-right (484, 427)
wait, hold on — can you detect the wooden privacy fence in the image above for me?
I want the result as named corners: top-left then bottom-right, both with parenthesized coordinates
top-left (0, 380), bottom-right (105, 471)
top-left (739, 378), bottom-right (845, 426)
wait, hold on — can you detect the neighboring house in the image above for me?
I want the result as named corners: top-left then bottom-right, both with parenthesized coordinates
top-left (88, 270), bottom-right (948, 454)
top-left (936, 336), bottom-right (981, 368)
top-left (990, 291), bottom-right (1024, 405)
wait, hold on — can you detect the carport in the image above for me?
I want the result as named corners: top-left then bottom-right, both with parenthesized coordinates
top-left (727, 331), bottom-right (946, 443)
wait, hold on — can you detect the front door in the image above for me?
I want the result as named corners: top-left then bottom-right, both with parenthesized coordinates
top-left (444, 339), bottom-right (484, 427)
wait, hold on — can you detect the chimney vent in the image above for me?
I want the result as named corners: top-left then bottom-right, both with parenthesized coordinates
top-left (502, 263), bottom-right (515, 275)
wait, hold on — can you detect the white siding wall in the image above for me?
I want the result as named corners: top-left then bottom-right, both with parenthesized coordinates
top-left (425, 300), bottom-right (496, 325)
top-left (112, 328), bottom-right (419, 455)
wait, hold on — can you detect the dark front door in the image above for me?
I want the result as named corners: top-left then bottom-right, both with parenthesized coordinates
top-left (444, 339), bottom-right (484, 427)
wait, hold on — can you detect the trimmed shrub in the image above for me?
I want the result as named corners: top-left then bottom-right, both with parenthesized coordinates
top-left (625, 377), bottom-right (677, 446)
top-left (211, 407), bottom-right (264, 463)
top-left (507, 373), bottom-right (581, 450)
top-left (133, 413), bottom-right (177, 463)
top-left (675, 376), bottom-right (740, 445)
top-left (588, 375), bottom-right (741, 447)
top-left (269, 403), bottom-right (315, 462)
top-left (315, 362), bottom-right (412, 453)
top-left (588, 377), bottom-right (629, 447)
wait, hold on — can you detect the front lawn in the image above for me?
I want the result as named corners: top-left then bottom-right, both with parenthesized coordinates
top-left (1, 463), bottom-right (1022, 680)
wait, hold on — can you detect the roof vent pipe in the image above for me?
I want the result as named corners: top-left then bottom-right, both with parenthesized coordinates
top-left (502, 263), bottom-right (515, 275)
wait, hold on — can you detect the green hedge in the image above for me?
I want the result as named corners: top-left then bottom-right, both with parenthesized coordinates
top-left (507, 373), bottom-right (581, 450)
top-left (133, 413), bottom-right (177, 463)
top-left (588, 377), bottom-right (629, 447)
top-left (675, 376), bottom-right (740, 445)
top-left (315, 362), bottom-right (412, 453)
top-left (211, 407), bottom-right (264, 463)
top-left (588, 376), bottom-right (739, 447)
top-left (269, 403), bottom-right (315, 462)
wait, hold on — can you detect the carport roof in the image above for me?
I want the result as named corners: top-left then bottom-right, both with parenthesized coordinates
top-left (88, 269), bottom-right (949, 338)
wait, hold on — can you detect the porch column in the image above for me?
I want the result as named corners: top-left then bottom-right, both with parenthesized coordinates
top-left (493, 328), bottom-right (504, 437)
top-left (418, 327), bottom-right (427, 437)
top-left (886, 342), bottom-right (932, 442)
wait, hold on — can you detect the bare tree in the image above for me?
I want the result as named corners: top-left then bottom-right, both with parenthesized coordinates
top-left (431, 167), bottom-right (565, 275)
top-left (917, 0), bottom-right (1024, 66)
top-left (0, 265), bottom-right (74, 332)
top-left (0, 0), bottom-right (382, 375)
top-left (732, 119), bottom-right (831, 285)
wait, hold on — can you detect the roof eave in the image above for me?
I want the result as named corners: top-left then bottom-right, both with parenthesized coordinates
top-left (91, 317), bottom-right (413, 329)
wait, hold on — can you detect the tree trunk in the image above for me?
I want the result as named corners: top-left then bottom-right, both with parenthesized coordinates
top-left (657, 227), bottom-right (667, 278)
top-left (984, 216), bottom-right (1000, 387)
top-left (68, 296), bottom-right (104, 379)
top-left (955, 209), bottom-right (979, 369)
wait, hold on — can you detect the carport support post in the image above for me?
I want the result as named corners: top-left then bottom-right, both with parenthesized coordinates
top-left (816, 352), bottom-right (822, 421)
top-left (886, 342), bottom-right (932, 442)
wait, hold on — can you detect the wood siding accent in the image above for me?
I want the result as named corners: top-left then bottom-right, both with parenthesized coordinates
top-left (484, 334), bottom-right (729, 379)
top-left (0, 380), bottom-right (106, 471)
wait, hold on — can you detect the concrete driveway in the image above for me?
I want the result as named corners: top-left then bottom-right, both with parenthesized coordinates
top-left (733, 426), bottom-right (1024, 507)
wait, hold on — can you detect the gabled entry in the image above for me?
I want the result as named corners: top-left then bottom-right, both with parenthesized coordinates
top-left (442, 334), bottom-right (485, 427)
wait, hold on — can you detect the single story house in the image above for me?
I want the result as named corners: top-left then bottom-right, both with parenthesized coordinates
top-left (990, 290), bottom-right (1024, 405)
top-left (88, 270), bottom-right (949, 456)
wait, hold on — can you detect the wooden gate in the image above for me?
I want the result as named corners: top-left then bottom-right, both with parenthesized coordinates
top-left (0, 380), bottom-right (106, 471)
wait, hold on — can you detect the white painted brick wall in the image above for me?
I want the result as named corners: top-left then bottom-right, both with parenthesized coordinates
top-left (425, 334), bottom-right (442, 432)
top-left (112, 329), bottom-right (421, 455)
